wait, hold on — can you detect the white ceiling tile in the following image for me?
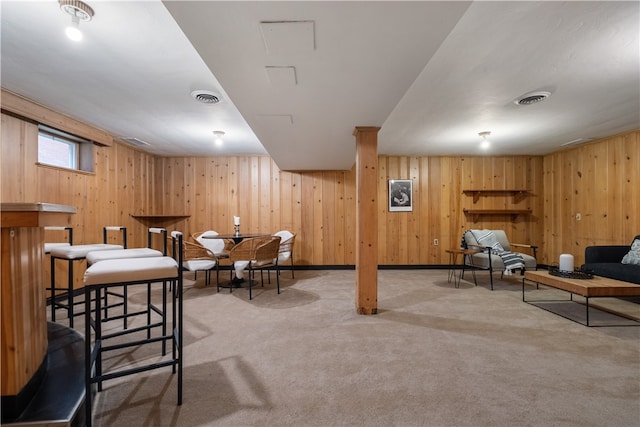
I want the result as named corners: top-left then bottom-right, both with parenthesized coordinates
top-left (265, 66), bottom-right (297, 86)
top-left (260, 21), bottom-right (315, 55)
top-left (255, 114), bottom-right (294, 127)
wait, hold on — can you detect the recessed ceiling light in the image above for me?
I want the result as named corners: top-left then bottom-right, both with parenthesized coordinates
top-left (514, 91), bottom-right (551, 106)
top-left (191, 90), bottom-right (222, 104)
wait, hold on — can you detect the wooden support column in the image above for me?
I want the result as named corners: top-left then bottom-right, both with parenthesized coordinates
top-left (353, 126), bottom-right (380, 314)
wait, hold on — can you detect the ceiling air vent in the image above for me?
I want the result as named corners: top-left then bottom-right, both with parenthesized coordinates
top-left (191, 90), bottom-right (221, 104)
top-left (514, 91), bottom-right (551, 106)
top-left (121, 137), bottom-right (150, 147)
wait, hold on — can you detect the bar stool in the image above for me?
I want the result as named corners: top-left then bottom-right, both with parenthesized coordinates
top-left (86, 228), bottom-right (167, 264)
top-left (44, 226), bottom-right (73, 307)
top-left (44, 226), bottom-right (73, 254)
top-left (85, 228), bottom-right (167, 329)
top-left (49, 226), bottom-right (126, 328)
top-left (83, 231), bottom-right (183, 427)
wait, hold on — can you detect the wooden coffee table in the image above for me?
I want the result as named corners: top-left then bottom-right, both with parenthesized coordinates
top-left (523, 270), bottom-right (640, 326)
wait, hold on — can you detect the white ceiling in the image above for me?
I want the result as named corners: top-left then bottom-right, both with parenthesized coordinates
top-left (2, 1), bottom-right (639, 171)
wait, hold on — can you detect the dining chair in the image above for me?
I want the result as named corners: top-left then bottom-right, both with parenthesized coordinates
top-left (192, 230), bottom-right (234, 259)
top-left (249, 236), bottom-right (282, 299)
top-left (228, 236), bottom-right (278, 299)
top-left (273, 230), bottom-right (296, 278)
top-left (227, 236), bottom-right (266, 288)
top-left (180, 239), bottom-right (219, 286)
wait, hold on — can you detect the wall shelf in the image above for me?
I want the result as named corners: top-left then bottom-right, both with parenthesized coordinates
top-left (130, 214), bottom-right (190, 225)
top-left (463, 189), bottom-right (528, 204)
top-left (463, 209), bottom-right (532, 222)
top-left (130, 214), bottom-right (190, 219)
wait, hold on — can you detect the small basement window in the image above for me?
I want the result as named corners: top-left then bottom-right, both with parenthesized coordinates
top-left (38, 125), bottom-right (94, 172)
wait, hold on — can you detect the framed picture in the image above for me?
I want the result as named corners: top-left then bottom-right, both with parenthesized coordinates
top-left (388, 179), bottom-right (413, 212)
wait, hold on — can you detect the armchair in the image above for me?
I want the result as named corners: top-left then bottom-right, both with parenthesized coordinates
top-left (463, 229), bottom-right (537, 290)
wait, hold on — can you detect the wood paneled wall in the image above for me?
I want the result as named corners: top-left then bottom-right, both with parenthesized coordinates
top-left (153, 157), bottom-right (357, 265)
top-left (378, 156), bottom-right (544, 264)
top-left (151, 154), bottom-right (544, 265)
top-left (3, 104), bottom-right (638, 270)
top-left (543, 131), bottom-right (640, 266)
top-left (152, 135), bottom-right (638, 267)
top-left (1, 112), bottom-right (156, 291)
top-left (1, 113), bottom-right (155, 246)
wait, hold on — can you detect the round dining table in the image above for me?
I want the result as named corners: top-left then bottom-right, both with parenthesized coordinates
top-left (201, 233), bottom-right (271, 288)
top-left (202, 233), bottom-right (270, 244)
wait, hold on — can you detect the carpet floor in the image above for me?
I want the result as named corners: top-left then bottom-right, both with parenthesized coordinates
top-left (59, 269), bottom-right (640, 427)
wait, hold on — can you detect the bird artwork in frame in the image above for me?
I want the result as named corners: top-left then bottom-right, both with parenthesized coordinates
top-left (388, 179), bottom-right (413, 212)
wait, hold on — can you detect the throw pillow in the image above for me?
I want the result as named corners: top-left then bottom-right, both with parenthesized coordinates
top-left (471, 229), bottom-right (504, 253)
top-left (621, 238), bottom-right (640, 265)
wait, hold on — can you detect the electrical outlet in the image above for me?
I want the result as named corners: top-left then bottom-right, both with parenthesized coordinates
top-left (575, 213), bottom-right (581, 221)
top-left (433, 239), bottom-right (439, 246)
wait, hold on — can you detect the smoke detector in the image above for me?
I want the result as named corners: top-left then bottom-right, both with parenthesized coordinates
top-left (191, 90), bottom-right (222, 104)
top-left (514, 91), bottom-right (551, 106)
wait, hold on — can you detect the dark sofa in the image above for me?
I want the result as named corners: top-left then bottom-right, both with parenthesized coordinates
top-left (582, 235), bottom-right (640, 284)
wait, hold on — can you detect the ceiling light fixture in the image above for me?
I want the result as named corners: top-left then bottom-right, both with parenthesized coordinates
top-left (478, 131), bottom-right (491, 150)
top-left (213, 131), bottom-right (225, 146)
top-left (59, 0), bottom-right (94, 42)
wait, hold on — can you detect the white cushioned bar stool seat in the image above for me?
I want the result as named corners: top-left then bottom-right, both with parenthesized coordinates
top-left (44, 242), bottom-right (71, 254)
top-left (83, 233), bottom-right (184, 427)
top-left (86, 248), bottom-right (163, 265)
top-left (44, 226), bottom-right (73, 254)
top-left (84, 257), bottom-right (178, 285)
top-left (86, 228), bottom-right (167, 265)
top-left (49, 226), bottom-right (127, 328)
top-left (51, 244), bottom-right (124, 260)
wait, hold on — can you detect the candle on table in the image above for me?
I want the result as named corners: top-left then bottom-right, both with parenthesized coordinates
top-left (559, 254), bottom-right (574, 272)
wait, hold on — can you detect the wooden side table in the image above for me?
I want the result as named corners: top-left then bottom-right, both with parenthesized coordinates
top-left (445, 248), bottom-right (476, 288)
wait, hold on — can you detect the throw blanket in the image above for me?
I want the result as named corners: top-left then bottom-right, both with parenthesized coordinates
top-left (470, 230), bottom-right (524, 274)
